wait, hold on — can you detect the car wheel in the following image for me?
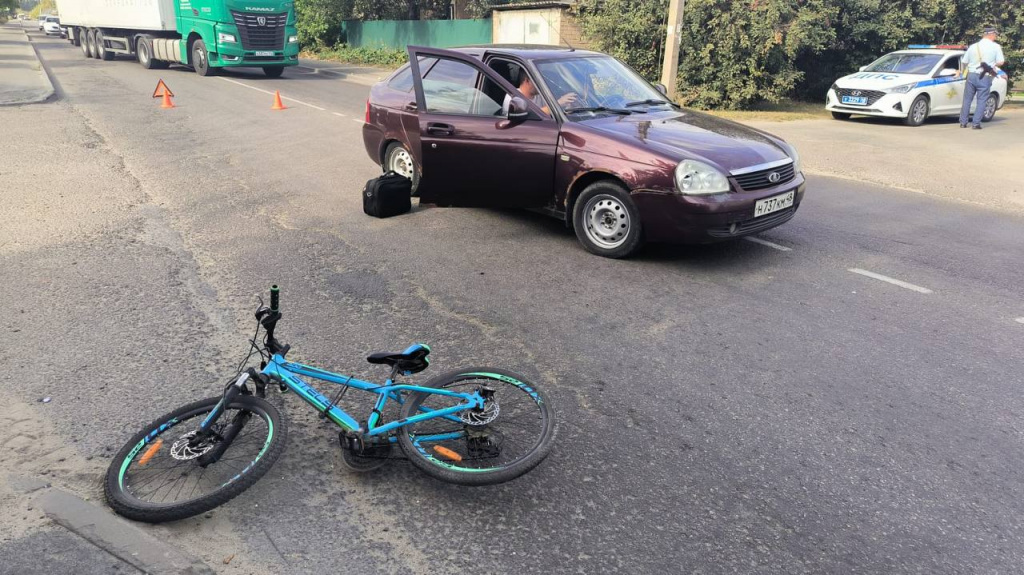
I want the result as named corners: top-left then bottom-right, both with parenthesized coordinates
top-left (384, 142), bottom-right (420, 195)
top-left (904, 95), bottom-right (928, 126)
top-left (263, 66), bottom-right (284, 78)
top-left (96, 29), bottom-right (113, 61)
top-left (192, 39), bottom-right (216, 76)
top-left (981, 94), bottom-right (998, 122)
top-left (572, 181), bottom-right (644, 259)
top-left (831, 111), bottom-right (851, 120)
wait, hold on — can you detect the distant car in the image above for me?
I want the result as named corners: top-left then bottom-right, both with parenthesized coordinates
top-left (826, 46), bottom-right (1008, 126)
top-left (43, 16), bottom-right (64, 37)
top-left (362, 45), bottom-right (805, 258)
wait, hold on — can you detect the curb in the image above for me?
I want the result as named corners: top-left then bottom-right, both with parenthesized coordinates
top-left (35, 488), bottom-right (215, 575)
top-left (0, 24), bottom-right (55, 106)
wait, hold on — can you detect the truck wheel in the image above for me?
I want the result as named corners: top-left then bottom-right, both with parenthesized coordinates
top-left (262, 66), bottom-right (284, 78)
top-left (191, 40), bottom-right (216, 76)
top-left (80, 28), bottom-right (91, 57)
top-left (96, 29), bottom-right (114, 61)
top-left (136, 37), bottom-right (168, 70)
top-left (89, 30), bottom-right (101, 59)
top-left (70, 27), bottom-right (81, 47)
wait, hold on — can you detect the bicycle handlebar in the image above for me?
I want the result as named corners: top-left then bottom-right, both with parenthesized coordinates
top-left (270, 285), bottom-right (280, 312)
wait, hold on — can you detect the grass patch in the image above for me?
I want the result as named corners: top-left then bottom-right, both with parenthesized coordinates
top-left (695, 100), bottom-right (830, 122)
top-left (302, 45), bottom-right (406, 70)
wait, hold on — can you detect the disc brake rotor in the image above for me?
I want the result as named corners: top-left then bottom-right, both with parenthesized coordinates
top-left (170, 431), bottom-right (215, 461)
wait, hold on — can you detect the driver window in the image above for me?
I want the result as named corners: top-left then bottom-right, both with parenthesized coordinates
top-left (937, 56), bottom-right (960, 75)
top-left (419, 58), bottom-right (508, 116)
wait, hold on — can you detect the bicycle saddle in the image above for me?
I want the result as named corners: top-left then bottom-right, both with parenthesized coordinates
top-left (367, 343), bottom-right (431, 375)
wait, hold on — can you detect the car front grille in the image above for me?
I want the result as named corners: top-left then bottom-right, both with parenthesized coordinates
top-left (835, 88), bottom-right (886, 106)
top-left (707, 207), bottom-right (797, 238)
top-left (230, 11), bottom-right (286, 51)
top-left (732, 162), bottom-right (796, 192)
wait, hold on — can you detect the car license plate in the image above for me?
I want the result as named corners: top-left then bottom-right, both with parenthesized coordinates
top-left (841, 95), bottom-right (868, 105)
top-left (254, 51), bottom-right (275, 57)
top-left (753, 191), bottom-right (795, 218)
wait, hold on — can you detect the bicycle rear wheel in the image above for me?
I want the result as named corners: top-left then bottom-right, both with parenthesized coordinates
top-left (397, 367), bottom-right (555, 486)
top-left (104, 395), bottom-right (286, 523)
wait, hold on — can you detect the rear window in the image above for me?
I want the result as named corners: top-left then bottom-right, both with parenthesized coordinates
top-left (388, 58), bottom-right (437, 93)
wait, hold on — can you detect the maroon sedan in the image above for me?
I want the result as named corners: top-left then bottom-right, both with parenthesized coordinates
top-left (362, 45), bottom-right (805, 258)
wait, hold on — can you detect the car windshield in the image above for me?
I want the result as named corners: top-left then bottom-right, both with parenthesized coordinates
top-left (534, 56), bottom-right (669, 118)
top-left (863, 53), bottom-right (942, 75)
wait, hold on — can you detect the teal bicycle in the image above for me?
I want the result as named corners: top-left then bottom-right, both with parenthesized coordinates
top-left (104, 286), bottom-right (555, 523)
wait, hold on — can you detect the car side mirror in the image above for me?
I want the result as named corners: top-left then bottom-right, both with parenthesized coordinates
top-left (937, 68), bottom-right (958, 77)
top-left (654, 83), bottom-right (668, 96)
top-left (508, 96), bottom-right (530, 120)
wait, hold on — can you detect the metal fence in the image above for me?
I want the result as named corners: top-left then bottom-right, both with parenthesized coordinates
top-left (340, 19), bottom-right (492, 50)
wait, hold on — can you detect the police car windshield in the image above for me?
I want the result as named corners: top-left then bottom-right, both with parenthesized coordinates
top-left (864, 53), bottom-right (942, 75)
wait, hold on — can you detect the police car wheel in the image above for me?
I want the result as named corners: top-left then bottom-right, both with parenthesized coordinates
top-left (903, 95), bottom-right (929, 127)
top-left (831, 112), bottom-right (851, 120)
top-left (981, 94), bottom-right (997, 122)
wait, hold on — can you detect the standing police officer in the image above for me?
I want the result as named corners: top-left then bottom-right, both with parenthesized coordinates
top-left (959, 26), bottom-right (1005, 130)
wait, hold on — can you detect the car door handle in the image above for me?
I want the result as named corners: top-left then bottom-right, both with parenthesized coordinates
top-left (404, 101), bottom-right (417, 112)
top-left (427, 122), bottom-right (454, 136)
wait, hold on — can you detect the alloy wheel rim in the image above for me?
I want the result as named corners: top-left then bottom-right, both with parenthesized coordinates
top-left (984, 96), bottom-right (996, 119)
top-left (583, 194), bottom-right (630, 249)
top-left (913, 101), bottom-right (926, 123)
top-left (389, 148), bottom-right (414, 179)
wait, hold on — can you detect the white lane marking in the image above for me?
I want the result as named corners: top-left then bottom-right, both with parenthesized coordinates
top-left (744, 236), bottom-right (792, 252)
top-left (218, 77), bottom-right (326, 110)
top-left (352, 119), bottom-right (363, 123)
top-left (848, 268), bottom-right (933, 294)
top-left (1015, 317), bottom-right (1024, 324)
top-left (333, 112), bottom-right (346, 117)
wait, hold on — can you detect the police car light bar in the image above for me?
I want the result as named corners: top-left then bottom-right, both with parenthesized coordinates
top-left (907, 44), bottom-right (966, 49)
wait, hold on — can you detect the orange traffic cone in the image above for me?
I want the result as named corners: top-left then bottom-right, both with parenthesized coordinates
top-left (160, 92), bottom-right (175, 109)
top-left (271, 90), bottom-right (287, 110)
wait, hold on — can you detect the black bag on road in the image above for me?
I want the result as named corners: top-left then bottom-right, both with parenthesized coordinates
top-left (363, 171), bottom-right (412, 218)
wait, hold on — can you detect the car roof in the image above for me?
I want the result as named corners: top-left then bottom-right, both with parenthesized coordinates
top-left (449, 45), bottom-right (607, 61)
top-left (889, 49), bottom-right (963, 56)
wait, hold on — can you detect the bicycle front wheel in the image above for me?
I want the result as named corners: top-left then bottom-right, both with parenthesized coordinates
top-left (397, 367), bottom-right (555, 486)
top-left (104, 395), bottom-right (286, 523)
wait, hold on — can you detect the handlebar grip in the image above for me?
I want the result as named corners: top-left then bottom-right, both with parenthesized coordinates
top-left (270, 285), bottom-right (280, 312)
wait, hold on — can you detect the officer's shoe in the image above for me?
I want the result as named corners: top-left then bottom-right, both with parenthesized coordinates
top-left (972, 125), bottom-right (983, 130)
top-left (959, 123), bottom-right (968, 128)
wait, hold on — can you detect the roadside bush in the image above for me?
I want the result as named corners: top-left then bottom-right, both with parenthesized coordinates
top-left (306, 44), bottom-right (407, 68)
top-left (295, 0), bottom-right (352, 49)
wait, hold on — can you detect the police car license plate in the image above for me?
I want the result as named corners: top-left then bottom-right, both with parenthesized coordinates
top-left (841, 95), bottom-right (868, 105)
top-left (754, 191), bottom-right (795, 218)
top-left (254, 51), bottom-right (275, 57)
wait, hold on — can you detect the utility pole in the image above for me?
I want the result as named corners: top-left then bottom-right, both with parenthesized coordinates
top-left (660, 0), bottom-right (685, 99)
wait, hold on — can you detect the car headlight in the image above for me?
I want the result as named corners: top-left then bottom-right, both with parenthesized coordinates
top-left (830, 83), bottom-right (838, 92)
top-left (787, 145), bottom-right (802, 174)
top-left (886, 83), bottom-right (916, 94)
top-left (218, 32), bottom-right (237, 44)
top-left (675, 160), bottom-right (730, 195)
top-left (288, 35), bottom-right (298, 44)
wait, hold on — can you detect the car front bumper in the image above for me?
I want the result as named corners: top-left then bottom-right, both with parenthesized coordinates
top-left (632, 174), bottom-right (806, 244)
top-left (825, 88), bottom-right (911, 118)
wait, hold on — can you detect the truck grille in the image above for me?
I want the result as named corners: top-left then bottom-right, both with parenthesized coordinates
top-left (230, 11), bottom-right (286, 51)
top-left (835, 87), bottom-right (885, 106)
top-left (732, 162), bottom-right (796, 191)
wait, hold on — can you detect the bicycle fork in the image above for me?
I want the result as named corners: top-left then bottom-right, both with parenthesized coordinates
top-left (194, 370), bottom-right (257, 467)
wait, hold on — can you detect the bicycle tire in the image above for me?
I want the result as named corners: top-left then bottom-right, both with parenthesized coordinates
top-left (104, 395), bottom-right (287, 523)
top-left (397, 367), bottom-right (555, 486)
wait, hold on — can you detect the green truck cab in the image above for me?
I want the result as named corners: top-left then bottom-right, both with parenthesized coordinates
top-left (58, 0), bottom-right (299, 77)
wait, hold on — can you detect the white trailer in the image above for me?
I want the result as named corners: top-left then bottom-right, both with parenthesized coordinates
top-left (56, 0), bottom-right (176, 32)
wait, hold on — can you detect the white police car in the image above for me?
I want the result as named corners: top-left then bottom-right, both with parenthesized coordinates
top-left (826, 46), bottom-right (1008, 126)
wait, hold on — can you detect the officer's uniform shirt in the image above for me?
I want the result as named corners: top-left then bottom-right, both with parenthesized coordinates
top-left (961, 38), bottom-right (1005, 74)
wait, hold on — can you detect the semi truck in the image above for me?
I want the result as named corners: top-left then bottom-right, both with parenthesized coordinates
top-left (55, 0), bottom-right (299, 77)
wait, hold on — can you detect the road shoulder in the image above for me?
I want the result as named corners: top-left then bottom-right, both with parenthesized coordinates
top-left (0, 23), bottom-right (56, 106)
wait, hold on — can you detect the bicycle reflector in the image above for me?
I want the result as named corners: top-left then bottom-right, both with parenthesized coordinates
top-left (139, 439), bottom-right (164, 466)
top-left (432, 445), bottom-right (463, 462)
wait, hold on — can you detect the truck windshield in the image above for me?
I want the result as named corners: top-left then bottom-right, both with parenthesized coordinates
top-left (864, 53), bottom-right (942, 75)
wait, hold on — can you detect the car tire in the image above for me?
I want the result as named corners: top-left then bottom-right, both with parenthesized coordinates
top-left (96, 29), bottom-right (114, 61)
top-left (384, 142), bottom-right (420, 196)
top-left (572, 181), bottom-right (645, 259)
top-left (981, 94), bottom-right (998, 122)
top-left (191, 39), bottom-right (216, 76)
top-left (80, 28), bottom-right (91, 57)
top-left (262, 66), bottom-right (284, 78)
top-left (904, 95), bottom-right (929, 126)
top-left (831, 111), bottom-right (851, 120)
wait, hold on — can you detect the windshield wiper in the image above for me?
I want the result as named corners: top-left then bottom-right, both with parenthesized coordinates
top-left (564, 106), bottom-right (634, 115)
top-left (625, 98), bottom-right (672, 108)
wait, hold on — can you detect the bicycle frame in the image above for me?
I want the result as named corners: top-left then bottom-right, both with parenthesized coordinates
top-left (262, 353), bottom-right (484, 438)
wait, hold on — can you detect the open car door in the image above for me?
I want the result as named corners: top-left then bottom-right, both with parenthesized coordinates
top-left (407, 46), bottom-right (559, 208)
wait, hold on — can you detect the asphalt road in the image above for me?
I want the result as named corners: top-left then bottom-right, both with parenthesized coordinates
top-left (2, 31), bottom-right (1023, 575)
